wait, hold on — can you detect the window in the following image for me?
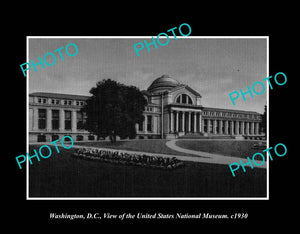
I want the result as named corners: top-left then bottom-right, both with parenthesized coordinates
top-left (77, 101), bottom-right (84, 106)
top-left (51, 99), bottom-right (60, 105)
top-left (52, 110), bottom-right (59, 130)
top-left (145, 107), bottom-right (153, 112)
top-left (76, 135), bottom-right (84, 141)
top-left (38, 109), bottom-right (46, 129)
top-left (38, 98), bottom-right (47, 104)
top-left (37, 134), bottom-right (46, 142)
top-left (64, 100), bottom-right (72, 105)
top-left (182, 94), bottom-right (187, 103)
top-left (147, 115), bottom-right (152, 132)
top-left (77, 111), bottom-right (84, 129)
top-left (52, 135), bottom-right (59, 141)
top-left (88, 135), bottom-right (95, 141)
top-left (65, 110), bottom-right (71, 130)
top-left (63, 135), bottom-right (72, 141)
top-left (176, 94), bottom-right (193, 105)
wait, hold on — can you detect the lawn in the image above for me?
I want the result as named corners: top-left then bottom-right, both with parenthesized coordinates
top-left (28, 145), bottom-right (267, 198)
top-left (175, 140), bottom-right (267, 159)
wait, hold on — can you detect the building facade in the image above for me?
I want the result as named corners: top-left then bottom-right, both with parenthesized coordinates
top-left (29, 75), bottom-right (263, 142)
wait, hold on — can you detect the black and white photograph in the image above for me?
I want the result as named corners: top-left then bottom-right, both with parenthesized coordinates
top-left (27, 37), bottom-right (268, 199)
top-left (7, 11), bottom-right (293, 226)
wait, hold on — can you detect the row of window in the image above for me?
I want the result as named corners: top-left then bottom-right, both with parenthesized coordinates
top-left (202, 111), bottom-right (261, 119)
top-left (37, 109), bottom-right (85, 130)
top-left (37, 134), bottom-right (95, 142)
top-left (37, 98), bottom-right (85, 106)
top-left (145, 107), bottom-right (155, 112)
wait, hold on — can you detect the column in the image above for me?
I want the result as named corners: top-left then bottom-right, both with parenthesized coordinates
top-left (188, 112), bottom-right (191, 132)
top-left (176, 111), bottom-right (179, 132)
top-left (255, 122), bottom-right (259, 135)
top-left (245, 122), bottom-right (249, 135)
top-left (182, 112), bottom-right (185, 132)
top-left (135, 123), bottom-right (139, 132)
top-left (59, 109), bottom-right (65, 131)
top-left (199, 113), bottom-right (202, 133)
top-left (207, 119), bottom-right (211, 133)
top-left (46, 108), bottom-right (52, 131)
top-left (230, 121), bottom-right (234, 135)
top-left (153, 116), bottom-right (157, 133)
top-left (144, 114), bottom-right (147, 133)
top-left (33, 107), bottom-right (38, 131)
top-left (219, 120), bottom-right (223, 134)
top-left (235, 121), bottom-right (239, 135)
top-left (224, 120), bottom-right (228, 135)
top-left (240, 121), bottom-right (245, 135)
top-left (213, 119), bottom-right (217, 134)
top-left (71, 110), bottom-right (77, 132)
top-left (151, 115), bottom-right (154, 132)
top-left (170, 111), bottom-right (174, 133)
top-left (250, 122), bottom-right (255, 135)
top-left (193, 112), bottom-right (197, 133)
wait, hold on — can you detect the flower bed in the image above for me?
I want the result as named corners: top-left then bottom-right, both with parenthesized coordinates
top-left (73, 148), bottom-right (184, 170)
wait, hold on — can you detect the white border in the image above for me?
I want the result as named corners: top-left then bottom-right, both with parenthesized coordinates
top-left (26, 36), bottom-right (269, 200)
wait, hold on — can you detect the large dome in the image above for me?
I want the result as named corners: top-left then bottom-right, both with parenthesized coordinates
top-left (147, 75), bottom-right (180, 93)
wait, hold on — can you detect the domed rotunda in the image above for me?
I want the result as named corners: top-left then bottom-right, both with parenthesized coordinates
top-left (147, 74), bottom-right (181, 94)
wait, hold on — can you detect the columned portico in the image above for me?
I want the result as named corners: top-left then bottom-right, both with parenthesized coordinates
top-left (170, 108), bottom-right (202, 134)
top-left (165, 106), bottom-right (262, 138)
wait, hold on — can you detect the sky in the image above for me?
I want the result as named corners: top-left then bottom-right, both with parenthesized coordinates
top-left (28, 37), bottom-right (267, 113)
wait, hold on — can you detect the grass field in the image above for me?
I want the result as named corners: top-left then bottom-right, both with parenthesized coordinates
top-left (175, 140), bottom-right (267, 159)
top-left (28, 144), bottom-right (267, 198)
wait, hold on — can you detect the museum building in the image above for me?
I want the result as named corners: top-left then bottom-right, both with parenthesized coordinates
top-left (29, 75), bottom-right (263, 142)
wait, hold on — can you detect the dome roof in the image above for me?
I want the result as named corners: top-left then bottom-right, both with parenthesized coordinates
top-left (147, 75), bottom-right (180, 93)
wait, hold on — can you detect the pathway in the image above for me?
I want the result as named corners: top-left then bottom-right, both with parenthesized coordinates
top-left (165, 139), bottom-right (266, 168)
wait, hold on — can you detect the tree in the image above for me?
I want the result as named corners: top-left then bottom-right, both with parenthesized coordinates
top-left (83, 79), bottom-right (147, 142)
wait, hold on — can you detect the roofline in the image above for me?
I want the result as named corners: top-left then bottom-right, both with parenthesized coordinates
top-left (202, 106), bottom-right (262, 115)
top-left (29, 92), bottom-right (90, 100)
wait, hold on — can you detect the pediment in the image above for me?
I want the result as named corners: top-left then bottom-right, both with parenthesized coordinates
top-left (169, 84), bottom-right (201, 98)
